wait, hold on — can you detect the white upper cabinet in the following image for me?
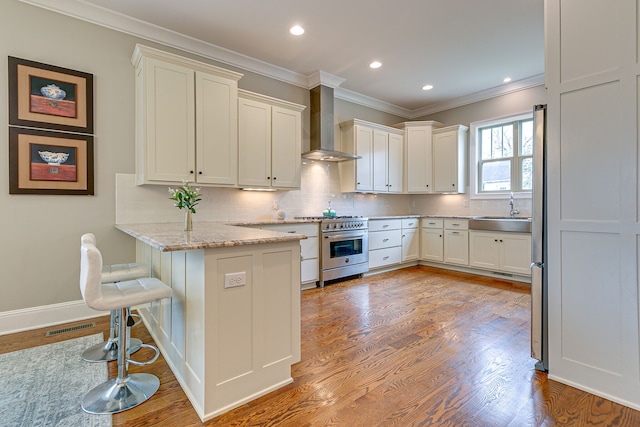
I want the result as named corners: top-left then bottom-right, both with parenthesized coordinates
top-left (432, 125), bottom-right (468, 193)
top-left (340, 119), bottom-right (404, 193)
top-left (132, 44), bottom-right (242, 186)
top-left (238, 90), bottom-right (305, 190)
top-left (396, 121), bottom-right (443, 193)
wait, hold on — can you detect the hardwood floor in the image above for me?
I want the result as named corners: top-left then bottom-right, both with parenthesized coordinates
top-left (3, 265), bottom-right (640, 426)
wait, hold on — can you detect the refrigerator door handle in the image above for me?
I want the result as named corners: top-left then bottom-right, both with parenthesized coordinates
top-left (531, 263), bottom-right (544, 362)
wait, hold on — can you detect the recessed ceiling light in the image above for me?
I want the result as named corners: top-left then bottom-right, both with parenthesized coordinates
top-left (422, 84), bottom-right (434, 91)
top-left (503, 77), bottom-right (512, 83)
top-left (369, 61), bottom-right (382, 69)
top-left (290, 25), bottom-right (304, 36)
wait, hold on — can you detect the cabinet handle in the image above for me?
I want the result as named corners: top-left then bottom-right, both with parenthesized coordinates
top-left (383, 225), bottom-right (389, 228)
top-left (452, 184), bottom-right (455, 187)
top-left (383, 238), bottom-right (389, 242)
top-left (426, 184), bottom-right (429, 187)
top-left (267, 176), bottom-right (271, 180)
top-left (408, 222), bottom-right (414, 226)
top-left (273, 177), bottom-right (277, 180)
top-left (451, 223), bottom-right (460, 227)
top-left (402, 234), bottom-right (406, 238)
top-left (189, 170), bottom-right (194, 174)
top-left (198, 171), bottom-right (202, 175)
top-left (494, 239), bottom-right (498, 242)
top-left (383, 256), bottom-right (389, 260)
top-left (439, 234), bottom-right (442, 238)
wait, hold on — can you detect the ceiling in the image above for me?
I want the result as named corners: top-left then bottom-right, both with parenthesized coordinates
top-left (22, 0), bottom-right (544, 118)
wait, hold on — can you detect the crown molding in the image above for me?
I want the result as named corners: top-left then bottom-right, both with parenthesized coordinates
top-left (410, 74), bottom-right (546, 118)
top-left (20, 0), bottom-right (545, 119)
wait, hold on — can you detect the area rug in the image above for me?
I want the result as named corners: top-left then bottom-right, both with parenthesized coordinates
top-left (0, 333), bottom-right (111, 427)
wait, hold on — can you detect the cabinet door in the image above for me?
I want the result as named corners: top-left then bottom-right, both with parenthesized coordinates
top-left (444, 230), bottom-right (468, 265)
top-left (373, 129), bottom-right (389, 192)
top-left (271, 106), bottom-right (301, 189)
top-left (143, 57), bottom-right (195, 183)
top-left (469, 231), bottom-right (500, 270)
top-left (433, 130), bottom-right (458, 192)
top-left (238, 98), bottom-right (271, 187)
top-left (402, 228), bottom-right (419, 262)
top-left (421, 228), bottom-right (443, 262)
top-left (501, 233), bottom-right (532, 275)
top-left (355, 125), bottom-right (374, 191)
top-left (196, 71), bottom-right (237, 186)
top-left (406, 127), bottom-right (433, 193)
top-left (387, 132), bottom-right (404, 193)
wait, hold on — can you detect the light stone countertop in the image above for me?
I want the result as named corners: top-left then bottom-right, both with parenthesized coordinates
top-left (116, 221), bottom-right (305, 252)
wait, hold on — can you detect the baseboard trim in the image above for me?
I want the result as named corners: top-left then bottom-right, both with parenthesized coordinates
top-left (0, 300), bottom-right (107, 336)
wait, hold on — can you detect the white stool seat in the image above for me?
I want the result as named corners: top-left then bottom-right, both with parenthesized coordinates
top-left (80, 233), bottom-right (172, 414)
top-left (101, 263), bottom-right (149, 284)
top-left (79, 233), bottom-right (150, 363)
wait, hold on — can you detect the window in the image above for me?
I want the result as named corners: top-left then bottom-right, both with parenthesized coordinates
top-left (470, 112), bottom-right (533, 198)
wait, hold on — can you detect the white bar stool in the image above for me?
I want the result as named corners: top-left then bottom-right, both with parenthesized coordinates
top-left (80, 233), bottom-right (149, 363)
top-left (80, 234), bottom-right (172, 414)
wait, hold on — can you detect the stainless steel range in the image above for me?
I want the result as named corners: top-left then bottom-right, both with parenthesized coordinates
top-left (297, 216), bottom-right (368, 287)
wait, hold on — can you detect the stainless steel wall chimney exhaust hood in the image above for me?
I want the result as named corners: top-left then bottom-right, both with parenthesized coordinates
top-left (302, 84), bottom-right (360, 162)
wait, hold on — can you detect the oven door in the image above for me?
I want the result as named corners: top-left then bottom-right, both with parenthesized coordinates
top-left (322, 229), bottom-right (369, 270)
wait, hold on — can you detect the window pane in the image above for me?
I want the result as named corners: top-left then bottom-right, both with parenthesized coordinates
top-left (491, 128), bottom-right (503, 159)
top-left (521, 120), bottom-right (533, 156)
top-left (481, 128), bottom-right (492, 160)
top-left (481, 160), bottom-right (511, 191)
top-left (502, 125), bottom-right (513, 157)
top-left (521, 157), bottom-right (533, 190)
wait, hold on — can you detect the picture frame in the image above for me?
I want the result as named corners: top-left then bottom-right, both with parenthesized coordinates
top-left (9, 127), bottom-right (94, 195)
top-left (8, 56), bottom-right (94, 134)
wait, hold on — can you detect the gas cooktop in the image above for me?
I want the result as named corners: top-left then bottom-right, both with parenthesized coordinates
top-left (295, 215), bottom-right (365, 220)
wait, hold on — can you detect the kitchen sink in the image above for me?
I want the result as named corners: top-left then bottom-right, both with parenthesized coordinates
top-left (469, 216), bottom-right (532, 233)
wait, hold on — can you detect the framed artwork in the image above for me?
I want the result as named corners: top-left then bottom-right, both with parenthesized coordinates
top-left (9, 127), bottom-right (94, 195)
top-left (8, 56), bottom-right (94, 134)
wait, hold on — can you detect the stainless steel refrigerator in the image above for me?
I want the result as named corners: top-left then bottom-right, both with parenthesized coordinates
top-left (531, 104), bottom-right (548, 371)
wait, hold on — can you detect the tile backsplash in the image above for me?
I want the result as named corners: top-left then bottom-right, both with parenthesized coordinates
top-left (115, 162), bottom-right (531, 224)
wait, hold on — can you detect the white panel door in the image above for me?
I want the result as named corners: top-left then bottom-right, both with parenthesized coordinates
top-left (238, 98), bottom-right (271, 187)
top-left (144, 57), bottom-right (195, 183)
top-left (271, 106), bottom-right (301, 189)
top-left (373, 129), bottom-right (389, 192)
top-left (387, 132), bottom-right (404, 193)
top-left (406, 127), bottom-right (433, 193)
top-left (196, 71), bottom-right (237, 186)
top-left (547, 0), bottom-right (640, 406)
top-left (355, 125), bottom-right (374, 191)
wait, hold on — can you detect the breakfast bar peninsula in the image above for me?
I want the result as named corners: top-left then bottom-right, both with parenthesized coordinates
top-left (116, 222), bottom-right (303, 421)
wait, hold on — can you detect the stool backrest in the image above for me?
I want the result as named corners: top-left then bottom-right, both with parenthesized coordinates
top-left (80, 233), bottom-right (103, 309)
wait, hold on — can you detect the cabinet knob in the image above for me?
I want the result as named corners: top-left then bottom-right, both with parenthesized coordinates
top-left (494, 239), bottom-right (498, 242)
top-left (198, 171), bottom-right (202, 175)
top-left (426, 184), bottom-right (429, 187)
top-left (273, 177), bottom-right (277, 180)
top-left (267, 176), bottom-right (271, 180)
top-left (189, 170), bottom-right (194, 174)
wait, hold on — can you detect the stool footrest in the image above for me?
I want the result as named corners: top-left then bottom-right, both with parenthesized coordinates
top-left (127, 343), bottom-right (160, 366)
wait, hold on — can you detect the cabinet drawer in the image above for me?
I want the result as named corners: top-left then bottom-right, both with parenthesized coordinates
top-left (369, 246), bottom-right (402, 269)
top-left (369, 229), bottom-right (402, 250)
top-left (368, 219), bottom-right (402, 232)
top-left (261, 223), bottom-right (319, 237)
top-left (444, 219), bottom-right (468, 230)
top-left (401, 218), bottom-right (419, 229)
top-left (421, 218), bottom-right (443, 229)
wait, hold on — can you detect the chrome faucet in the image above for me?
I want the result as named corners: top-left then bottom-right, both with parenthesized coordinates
top-left (509, 192), bottom-right (520, 217)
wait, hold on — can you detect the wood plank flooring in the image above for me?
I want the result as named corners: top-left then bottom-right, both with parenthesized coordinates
top-left (3, 265), bottom-right (640, 426)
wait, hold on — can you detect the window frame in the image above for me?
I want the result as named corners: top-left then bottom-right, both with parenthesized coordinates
top-left (469, 111), bottom-right (533, 200)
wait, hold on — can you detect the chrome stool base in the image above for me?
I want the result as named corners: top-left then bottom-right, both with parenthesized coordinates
top-left (81, 373), bottom-right (160, 414)
top-left (81, 338), bottom-right (142, 362)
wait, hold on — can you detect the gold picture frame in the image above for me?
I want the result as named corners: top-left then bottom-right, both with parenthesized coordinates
top-left (9, 127), bottom-right (94, 195)
top-left (8, 56), bottom-right (94, 133)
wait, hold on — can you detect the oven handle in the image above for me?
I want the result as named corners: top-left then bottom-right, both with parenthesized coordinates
top-left (323, 232), bottom-right (367, 240)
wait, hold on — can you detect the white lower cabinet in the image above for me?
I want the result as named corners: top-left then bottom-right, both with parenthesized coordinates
top-left (368, 219), bottom-right (402, 269)
top-left (469, 231), bottom-right (531, 275)
top-left (420, 219), bottom-right (444, 262)
top-left (443, 219), bottom-right (469, 266)
top-left (401, 218), bottom-right (420, 262)
top-left (251, 223), bottom-right (319, 288)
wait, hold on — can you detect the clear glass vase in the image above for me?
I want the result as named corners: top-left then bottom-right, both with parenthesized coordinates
top-left (184, 210), bottom-right (193, 231)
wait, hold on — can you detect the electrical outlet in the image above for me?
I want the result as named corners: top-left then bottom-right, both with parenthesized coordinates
top-left (224, 272), bottom-right (246, 288)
